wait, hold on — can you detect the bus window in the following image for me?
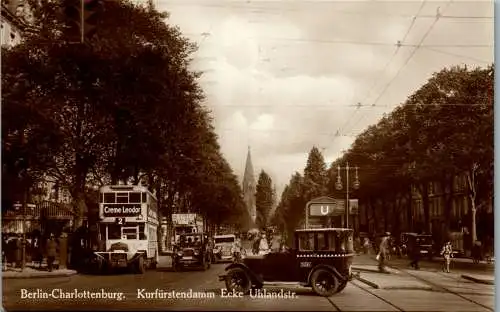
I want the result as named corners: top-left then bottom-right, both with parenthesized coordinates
top-left (104, 193), bottom-right (115, 203)
top-left (108, 224), bottom-right (121, 239)
top-left (123, 227), bottom-right (138, 240)
top-left (129, 192), bottom-right (141, 203)
top-left (116, 193), bottom-right (128, 203)
top-left (139, 224), bottom-right (146, 240)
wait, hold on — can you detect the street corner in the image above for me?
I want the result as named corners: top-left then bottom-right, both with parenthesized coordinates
top-left (353, 271), bottom-right (433, 291)
top-left (461, 274), bottom-right (494, 285)
top-left (2, 268), bottom-right (78, 279)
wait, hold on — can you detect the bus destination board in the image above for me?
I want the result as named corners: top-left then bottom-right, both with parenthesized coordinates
top-left (103, 204), bottom-right (142, 217)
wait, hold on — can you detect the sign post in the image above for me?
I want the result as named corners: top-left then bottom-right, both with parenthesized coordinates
top-left (305, 197), bottom-right (346, 229)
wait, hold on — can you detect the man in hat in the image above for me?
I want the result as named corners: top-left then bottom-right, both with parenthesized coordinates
top-left (378, 232), bottom-right (391, 273)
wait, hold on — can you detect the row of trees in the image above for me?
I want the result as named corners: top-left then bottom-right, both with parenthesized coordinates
top-left (273, 65), bottom-right (494, 244)
top-left (2, 0), bottom-right (251, 229)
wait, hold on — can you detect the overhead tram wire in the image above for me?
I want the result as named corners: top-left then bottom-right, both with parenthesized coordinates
top-left (344, 0), bottom-right (455, 135)
top-left (335, 0), bottom-right (427, 137)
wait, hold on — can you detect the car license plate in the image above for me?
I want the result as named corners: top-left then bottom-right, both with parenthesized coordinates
top-left (183, 256), bottom-right (193, 260)
top-left (421, 250), bottom-right (428, 253)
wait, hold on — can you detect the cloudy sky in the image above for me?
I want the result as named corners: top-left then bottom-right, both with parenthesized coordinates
top-left (145, 0), bottom-right (493, 193)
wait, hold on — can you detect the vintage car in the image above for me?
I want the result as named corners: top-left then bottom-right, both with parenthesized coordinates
top-left (212, 234), bottom-right (236, 263)
top-left (400, 232), bottom-right (434, 259)
top-left (173, 233), bottom-right (211, 271)
top-left (219, 228), bottom-right (354, 297)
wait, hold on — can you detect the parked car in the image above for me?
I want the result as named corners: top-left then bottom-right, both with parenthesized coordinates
top-left (212, 234), bottom-right (236, 263)
top-left (400, 232), bottom-right (434, 260)
top-left (219, 228), bottom-right (354, 297)
top-left (173, 233), bottom-right (211, 271)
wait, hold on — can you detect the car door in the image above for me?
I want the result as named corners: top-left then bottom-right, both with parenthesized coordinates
top-left (262, 250), bottom-right (298, 282)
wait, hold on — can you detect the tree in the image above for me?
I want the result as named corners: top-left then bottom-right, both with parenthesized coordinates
top-left (255, 170), bottom-right (275, 229)
top-left (303, 147), bottom-right (328, 201)
top-left (326, 64), bottom-right (493, 241)
top-left (2, 0), bottom-right (240, 229)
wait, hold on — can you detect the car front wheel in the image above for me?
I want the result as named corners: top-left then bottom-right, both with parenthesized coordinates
top-left (311, 269), bottom-right (339, 297)
top-left (336, 280), bottom-right (348, 293)
top-left (225, 268), bottom-right (251, 295)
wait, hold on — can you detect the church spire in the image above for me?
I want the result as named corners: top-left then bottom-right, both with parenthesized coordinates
top-left (242, 146), bottom-right (256, 223)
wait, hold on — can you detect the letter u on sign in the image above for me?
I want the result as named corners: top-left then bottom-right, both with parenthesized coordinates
top-left (321, 205), bottom-right (330, 215)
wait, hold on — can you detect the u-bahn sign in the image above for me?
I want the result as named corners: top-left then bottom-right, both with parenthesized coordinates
top-left (307, 197), bottom-right (346, 217)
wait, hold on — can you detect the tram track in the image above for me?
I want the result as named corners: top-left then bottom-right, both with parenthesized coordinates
top-left (392, 267), bottom-right (493, 311)
top-left (348, 280), bottom-right (404, 312)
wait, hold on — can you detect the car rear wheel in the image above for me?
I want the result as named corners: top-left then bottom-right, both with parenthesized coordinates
top-left (225, 268), bottom-right (251, 295)
top-left (311, 269), bottom-right (339, 297)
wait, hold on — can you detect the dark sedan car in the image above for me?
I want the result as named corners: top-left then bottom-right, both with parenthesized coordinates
top-left (219, 228), bottom-right (354, 297)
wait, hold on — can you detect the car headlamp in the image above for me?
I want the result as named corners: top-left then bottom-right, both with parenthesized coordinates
top-left (177, 252), bottom-right (183, 257)
top-left (194, 251), bottom-right (199, 256)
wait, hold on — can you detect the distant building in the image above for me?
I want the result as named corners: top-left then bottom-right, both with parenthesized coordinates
top-left (1, 0), bottom-right (32, 47)
top-left (242, 147), bottom-right (257, 223)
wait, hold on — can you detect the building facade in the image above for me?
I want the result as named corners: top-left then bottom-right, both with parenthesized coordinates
top-left (242, 147), bottom-right (257, 223)
top-left (1, 0), bottom-right (31, 47)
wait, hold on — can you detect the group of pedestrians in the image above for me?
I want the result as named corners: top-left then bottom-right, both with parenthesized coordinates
top-left (376, 232), bottom-right (456, 273)
top-left (2, 233), bottom-right (60, 272)
top-left (251, 232), bottom-right (270, 255)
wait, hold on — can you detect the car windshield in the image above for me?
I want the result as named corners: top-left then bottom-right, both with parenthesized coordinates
top-left (297, 230), bottom-right (354, 252)
top-left (180, 234), bottom-right (202, 247)
top-left (418, 236), bottom-right (432, 245)
top-left (215, 237), bottom-right (235, 244)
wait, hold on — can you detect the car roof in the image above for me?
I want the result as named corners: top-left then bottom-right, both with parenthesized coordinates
top-left (295, 228), bottom-right (353, 233)
top-left (214, 234), bottom-right (236, 238)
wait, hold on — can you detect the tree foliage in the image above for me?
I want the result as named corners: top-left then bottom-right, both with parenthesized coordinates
top-left (274, 64), bottom-right (493, 242)
top-left (255, 170), bottom-right (275, 229)
top-left (2, 0), bottom-right (249, 229)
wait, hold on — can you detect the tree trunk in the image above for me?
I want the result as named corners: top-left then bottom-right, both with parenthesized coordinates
top-left (370, 197), bottom-right (377, 234)
top-left (382, 198), bottom-right (387, 232)
top-left (420, 182), bottom-right (430, 233)
top-left (443, 174), bottom-right (454, 236)
top-left (466, 165), bottom-right (478, 243)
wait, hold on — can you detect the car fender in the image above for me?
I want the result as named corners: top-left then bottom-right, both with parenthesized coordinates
top-left (307, 264), bottom-right (346, 285)
top-left (225, 263), bottom-right (263, 284)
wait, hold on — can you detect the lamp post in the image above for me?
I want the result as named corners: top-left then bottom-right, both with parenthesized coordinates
top-left (14, 199), bottom-right (34, 272)
top-left (335, 162), bottom-right (360, 228)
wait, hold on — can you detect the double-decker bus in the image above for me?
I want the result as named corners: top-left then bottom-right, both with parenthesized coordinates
top-left (93, 185), bottom-right (159, 274)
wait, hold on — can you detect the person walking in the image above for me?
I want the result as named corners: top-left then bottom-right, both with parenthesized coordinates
top-left (377, 232), bottom-right (390, 273)
top-left (440, 241), bottom-right (453, 273)
top-left (363, 237), bottom-right (371, 254)
top-left (409, 238), bottom-right (421, 270)
top-left (258, 232), bottom-right (270, 255)
top-left (14, 234), bottom-right (22, 268)
top-left (46, 233), bottom-right (58, 272)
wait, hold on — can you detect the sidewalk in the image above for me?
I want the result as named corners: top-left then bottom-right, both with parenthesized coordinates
top-left (3, 267), bottom-right (77, 279)
top-left (353, 253), bottom-right (494, 285)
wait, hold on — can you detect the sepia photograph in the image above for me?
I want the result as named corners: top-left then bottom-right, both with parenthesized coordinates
top-left (1, 0), bottom-right (494, 311)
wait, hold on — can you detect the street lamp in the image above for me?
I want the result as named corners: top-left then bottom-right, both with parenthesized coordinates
top-left (14, 201), bottom-right (34, 272)
top-left (335, 162), bottom-right (360, 228)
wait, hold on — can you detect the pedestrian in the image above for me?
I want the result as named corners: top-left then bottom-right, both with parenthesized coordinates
top-left (409, 238), bottom-right (421, 270)
top-left (14, 234), bottom-right (23, 268)
top-left (363, 237), bottom-right (371, 254)
top-left (252, 234), bottom-right (260, 255)
top-left (472, 240), bottom-right (482, 264)
top-left (46, 233), bottom-right (58, 272)
top-left (258, 233), bottom-right (270, 255)
top-left (2, 236), bottom-right (7, 271)
top-left (377, 232), bottom-right (390, 273)
top-left (440, 241), bottom-right (453, 273)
